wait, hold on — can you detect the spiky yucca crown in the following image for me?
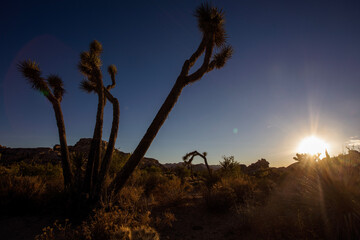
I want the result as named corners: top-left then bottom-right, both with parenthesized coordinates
top-left (79, 41), bottom-right (118, 93)
top-left (47, 74), bottom-right (65, 100)
top-left (212, 45), bottom-right (233, 69)
top-left (108, 65), bottom-right (117, 76)
top-left (18, 60), bottom-right (65, 101)
top-left (193, 3), bottom-right (233, 73)
top-left (195, 3), bottom-right (226, 47)
top-left (78, 40), bottom-right (103, 79)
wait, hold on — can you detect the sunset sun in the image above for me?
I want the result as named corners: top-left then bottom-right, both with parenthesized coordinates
top-left (297, 136), bottom-right (330, 158)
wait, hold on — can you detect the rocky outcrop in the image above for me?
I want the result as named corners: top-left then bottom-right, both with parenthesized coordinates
top-left (68, 138), bottom-right (108, 154)
top-left (0, 138), bottom-right (165, 170)
top-left (138, 157), bottom-right (166, 170)
top-left (0, 147), bottom-right (61, 165)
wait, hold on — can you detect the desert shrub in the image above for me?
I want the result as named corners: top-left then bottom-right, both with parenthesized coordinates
top-left (203, 175), bottom-right (257, 213)
top-left (131, 225), bottom-right (159, 240)
top-left (224, 177), bottom-right (255, 204)
top-left (35, 208), bottom-right (159, 240)
top-left (108, 153), bottom-right (130, 176)
top-left (203, 182), bottom-right (235, 212)
top-left (0, 161), bottom-right (63, 179)
top-left (219, 155), bottom-right (242, 177)
top-left (0, 165), bottom-right (15, 175)
top-left (17, 161), bottom-right (63, 179)
top-left (0, 175), bottom-right (46, 214)
top-left (154, 211), bottom-right (176, 230)
top-left (172, 165), bottom-right (191, 182)
top-left (81, 207), bottom-right (150, 239)
top-left (137, 170), bottom-right (167, 198)
top-left (153, 176), bottom-right (191, 206)
top-left (249, 156), bottom-right (360, 239)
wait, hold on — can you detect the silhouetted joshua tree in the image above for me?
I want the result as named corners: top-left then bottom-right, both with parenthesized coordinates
top-left (18, 60), bottom-right (73, 188)
top-left (110, 3), bottom-right (233, 193)
top-left (78, 40), bottom-right (105, 195)
top-left (78, 41), bottom-right (120, 200)
top-left (20, 41), bottom-right (120, 203)
top-left (183, 151), bottom-right (212, 178)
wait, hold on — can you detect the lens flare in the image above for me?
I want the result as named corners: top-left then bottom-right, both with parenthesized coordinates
top-left (297, 136), bottom-right (329, 158)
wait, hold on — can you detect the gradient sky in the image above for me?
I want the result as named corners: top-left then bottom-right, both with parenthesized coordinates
top-left (1, 0), bottom-right (360, 167)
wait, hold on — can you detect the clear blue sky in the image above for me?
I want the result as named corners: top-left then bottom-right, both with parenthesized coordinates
top-left (1, 0), bottom-right (360, 166)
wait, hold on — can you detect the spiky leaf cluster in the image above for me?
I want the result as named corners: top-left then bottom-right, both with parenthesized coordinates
top-left (18, 60), bottom-right (66, 100)
top-left (195, 3), bottom-right (226, 47)
top-left (47, 74), bottom-right (65, 100)
top-left (212, 45), bottom-right (233, 69)
top-left (107, 65), bottom-right (117, 88)
top-left (18, 60), bottom-right (49, 94)
top-left (80, 80), bottom-right (97, 93)
top-left (108, 64), bottom-right (117, 76)
top-left (90, 40), bottom-right (103, 55)
top-left (78, 40), bottom-right (102, 79)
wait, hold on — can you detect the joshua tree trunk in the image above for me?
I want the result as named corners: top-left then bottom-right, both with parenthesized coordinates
top-left (111, 78), bottom-right (185, 193)
top-left (110, 3), bottom-right (233, 194)
top-left (18, 60), bottom-right (74, 188)
top-left (93, 88), bottom-right (119, 201)
top-left (52, 100), bottom-right (73, 187)
top-left (203, 155), bottom-right (212, 178)
top-left (84, 72), bottom-right (105, 194)
top-left (79, 42), bottom-right (118, 200)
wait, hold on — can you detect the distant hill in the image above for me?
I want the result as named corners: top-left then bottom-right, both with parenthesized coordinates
top-left (0, 138), bottom-right (164, 170)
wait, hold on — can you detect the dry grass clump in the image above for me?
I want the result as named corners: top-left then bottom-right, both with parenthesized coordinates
top-left (153, 176), bottom-right (191, 206)
top-left (0, 175), bottom-right (46, 213)
top-left (203, 176), bottom-right (256, 213)
top-left (35, 203), bottom-right (159, 240)
top-left (248, 159), bottom-right (360, 239)
top-left (35, 214), bottom-right (159, 240)
top-left (204, 182), bottom-right (235, 212)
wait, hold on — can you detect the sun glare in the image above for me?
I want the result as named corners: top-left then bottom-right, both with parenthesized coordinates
top-left (297, 136), bottom-right (329, 158)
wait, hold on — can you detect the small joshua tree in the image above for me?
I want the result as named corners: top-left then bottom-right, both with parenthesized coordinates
top-left (110, 3), bottom-right (233, 193)
top-left (183, 151), bottom-right (212, 178)
top-left (78, 41), bottom-right (120, 200)
top-left (18, 61), bottom-right (73, 188)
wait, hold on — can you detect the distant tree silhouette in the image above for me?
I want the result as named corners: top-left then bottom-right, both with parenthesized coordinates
top-left (110, 3), bottom-right (233, 193)
top-left (247, 158), bottom-right (269, 170)
top-left (18, 60), bottom-right (73, 188)
top-left (183, 151), bottom-right (212, 178)
top-left (220, 155), bottom-right (239, 172)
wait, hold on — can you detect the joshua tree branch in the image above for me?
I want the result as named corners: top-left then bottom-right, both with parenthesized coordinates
top-left (186, 39), bottom-right (214, 84)
top-left (93, 88), bottom-right (119, 200)
top-left (84, 68), bottom-right (105, 194)
top-left (110, 77), bottom-right (186, 193)
top-left (51, 99), bottom-right (73, 187)
top-left (188, 37), bottom-right (207, 68)
top-left (183, 151), bottom-right (212, 178)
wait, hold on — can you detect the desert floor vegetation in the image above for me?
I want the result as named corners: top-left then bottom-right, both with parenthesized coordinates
top-left (1, 149), bottom-right (359, 239)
